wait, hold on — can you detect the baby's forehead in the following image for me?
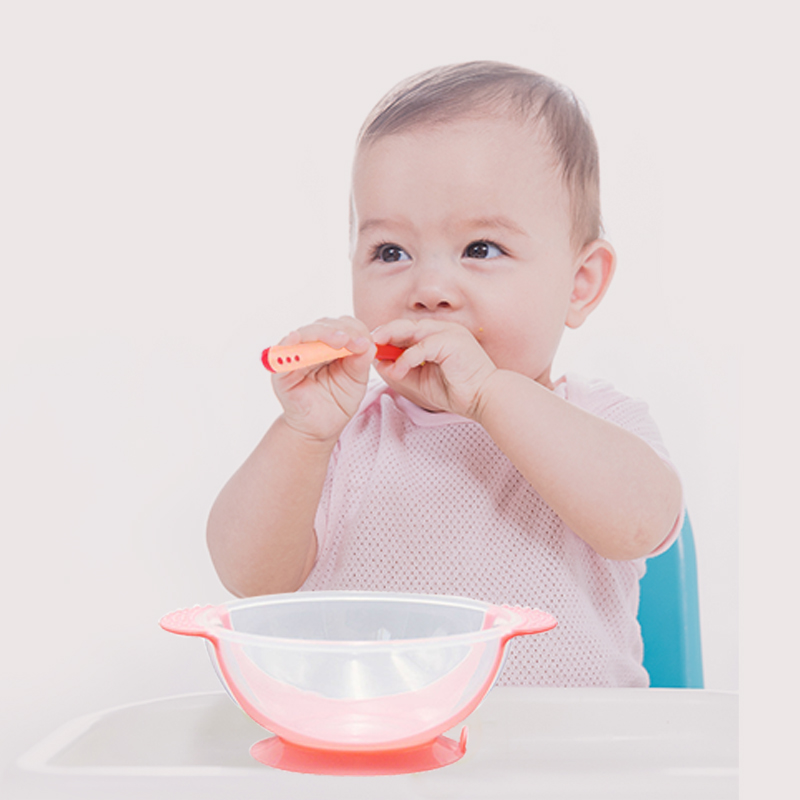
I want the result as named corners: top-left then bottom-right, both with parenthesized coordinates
top-left (354, 114), bottom-right (563, 182)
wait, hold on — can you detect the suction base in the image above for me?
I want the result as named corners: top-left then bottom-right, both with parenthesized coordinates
top-left (250, 728), bottom-right (468, 775)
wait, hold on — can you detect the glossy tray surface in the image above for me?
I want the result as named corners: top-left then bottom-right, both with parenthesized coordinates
top-left (7, 688), bottom-right (738, 799)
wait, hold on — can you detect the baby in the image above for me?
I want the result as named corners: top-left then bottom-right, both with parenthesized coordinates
top-left (207, 62), bottom-right (684, 687)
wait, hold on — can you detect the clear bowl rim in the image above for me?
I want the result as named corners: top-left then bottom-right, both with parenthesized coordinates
top-left (202, 590), bottom-right (521, 651)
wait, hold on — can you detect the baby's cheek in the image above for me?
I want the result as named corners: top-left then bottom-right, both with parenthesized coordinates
top-left (352, 296), bottom-right (385, 331)
top-left (483, 333), bottom-right (539, 374)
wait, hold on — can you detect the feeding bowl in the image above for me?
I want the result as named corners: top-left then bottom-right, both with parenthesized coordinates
top-left (160, 591), bottom-right (556, 775)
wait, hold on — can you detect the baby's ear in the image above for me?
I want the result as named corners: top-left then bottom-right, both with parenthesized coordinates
top-left (565, 239), bottom-right (616, 329)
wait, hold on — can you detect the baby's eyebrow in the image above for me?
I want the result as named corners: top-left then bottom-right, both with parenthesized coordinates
top-left (460, 216), bottom-right (528, 237)
top-left (358, 215), bottom-right (528, 237)
top-left (357, 218), bottom-right (396, 235)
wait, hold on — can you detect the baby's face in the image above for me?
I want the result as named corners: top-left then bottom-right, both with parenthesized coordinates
top-left (350, 116), bottom-right (585, 387)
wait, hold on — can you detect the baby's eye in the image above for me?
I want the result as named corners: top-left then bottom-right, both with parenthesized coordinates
top-left (463, 240), bottom-right (504, 259)
top-left (374, 243), bottom-right (411, 263)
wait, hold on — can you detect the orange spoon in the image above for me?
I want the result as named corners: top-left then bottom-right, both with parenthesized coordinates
top-left (262, 342), bottom-right (405, 373)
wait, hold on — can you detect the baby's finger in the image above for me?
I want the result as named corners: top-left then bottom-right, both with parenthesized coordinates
top-left (380, 338), bottom-right (438, 380)
top-left (266, 318), bottom-right (374, 374)
top-left (283, 318), bottom-right (372, 352)
top-left (371, 319), bottom-right (419, 348)
top-left (285, 318), bottom-right (347, 344)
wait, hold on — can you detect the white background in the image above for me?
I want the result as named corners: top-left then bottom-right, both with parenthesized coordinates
top-left (1, 0), bottom-right (789, 786)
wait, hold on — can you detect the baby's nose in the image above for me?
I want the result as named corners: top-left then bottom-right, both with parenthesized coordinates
top-left (409, 259), bottom-right (462, 312)
top-left (413, 294), bottom-right (453, 311)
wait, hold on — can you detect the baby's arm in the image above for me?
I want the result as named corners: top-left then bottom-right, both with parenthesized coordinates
top-left (207, 319), bottom-right (375, 596)
top-left (375, 320), bottom-right (682, 561)
top-left (472, 370), bottom-right (682, 560)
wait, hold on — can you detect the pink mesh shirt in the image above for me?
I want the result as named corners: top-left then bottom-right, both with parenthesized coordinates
top-left (300, 374), bottom-right (684, 687)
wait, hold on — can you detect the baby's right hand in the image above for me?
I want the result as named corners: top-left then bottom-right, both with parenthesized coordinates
top-left (271, 317), bottom-right (375, 443)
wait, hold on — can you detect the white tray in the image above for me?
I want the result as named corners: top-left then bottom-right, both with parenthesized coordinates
top-left (5, 687), bottom-right (737, 799)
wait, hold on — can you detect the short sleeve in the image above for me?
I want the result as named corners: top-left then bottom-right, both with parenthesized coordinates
top-left (557, 374), bottom-right (685, 557)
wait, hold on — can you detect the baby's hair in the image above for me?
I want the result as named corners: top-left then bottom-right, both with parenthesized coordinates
top-left (357, 61), bottom-right (602, 248)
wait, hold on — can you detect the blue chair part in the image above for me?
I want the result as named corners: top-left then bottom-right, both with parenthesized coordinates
top-left (638, 514), bottom-right (704, 688)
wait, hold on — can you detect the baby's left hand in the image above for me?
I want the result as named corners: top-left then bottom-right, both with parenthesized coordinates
top-left (372, 320), bottom-right (497, 418)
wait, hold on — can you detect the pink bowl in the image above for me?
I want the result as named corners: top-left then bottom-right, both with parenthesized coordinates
top-left (161, 591), bottom-right (556, 774)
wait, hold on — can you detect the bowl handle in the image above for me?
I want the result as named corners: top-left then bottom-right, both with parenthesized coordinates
top-left (159, 605), bottom-right (226, 639)
top-left (500, 605), bottom-right (558, 641)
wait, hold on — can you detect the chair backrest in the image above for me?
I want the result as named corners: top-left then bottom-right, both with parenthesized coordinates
top-left (638, 514), bottom-right (704, 688)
